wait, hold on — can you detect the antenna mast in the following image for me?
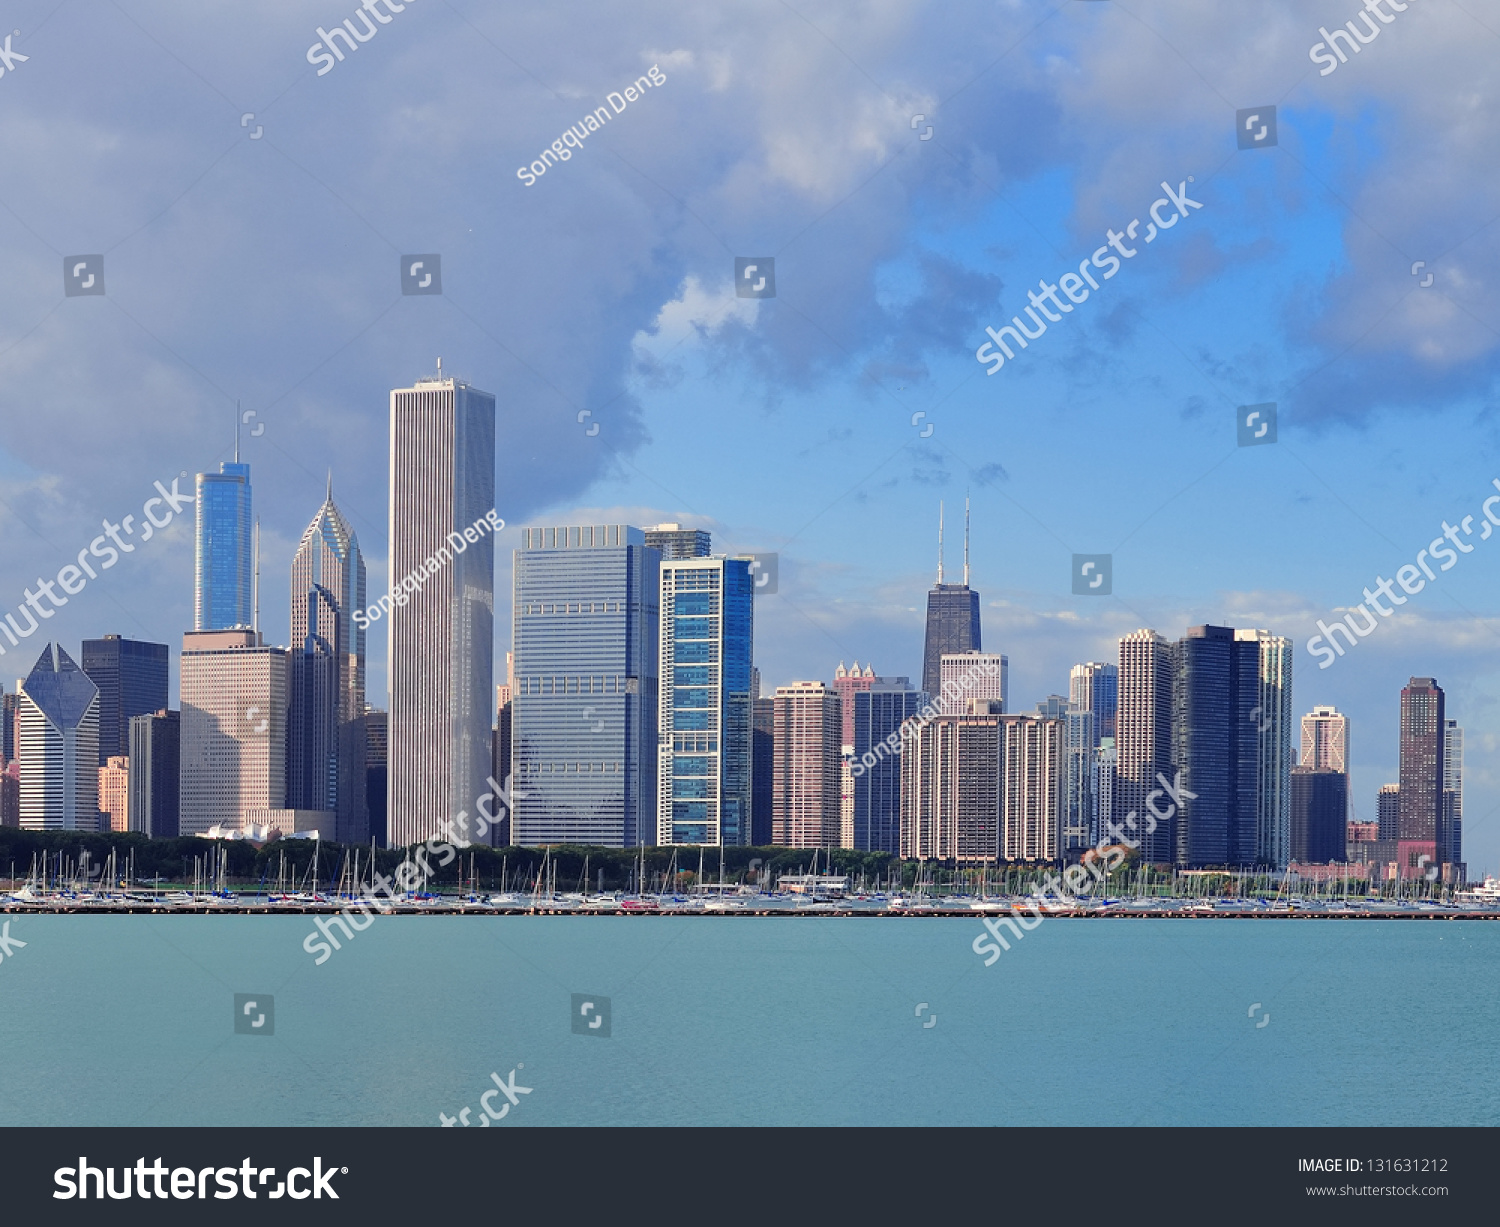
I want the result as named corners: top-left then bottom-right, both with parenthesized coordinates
top-left (252, 517), bottom-right (260, 635)
top-left (964, 493), bottom-right (970, 588)
top-left (234, 400), bottom-right (240, 464)
top-left (936, 501), bottom-right (944, 585)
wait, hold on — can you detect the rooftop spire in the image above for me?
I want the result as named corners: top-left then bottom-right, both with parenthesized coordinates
top-left (963, 492), bottom-right (970, 588)
top-left (937, 500), bottom-right (945, 585)
top-left (234, 400), bottom-right (240, 464)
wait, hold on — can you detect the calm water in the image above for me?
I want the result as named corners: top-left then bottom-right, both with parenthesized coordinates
top-left (0, 913), bottom-right (1495, 1127)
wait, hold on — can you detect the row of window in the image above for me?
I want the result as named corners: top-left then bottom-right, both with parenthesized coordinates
top-left (520, 601), bottom-right (626, 615)
top-left (516, 676), bottom-right (641, 696)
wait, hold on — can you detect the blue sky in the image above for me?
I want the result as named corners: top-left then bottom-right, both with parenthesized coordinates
top-left (1, 0), bottom-right (1497, 868)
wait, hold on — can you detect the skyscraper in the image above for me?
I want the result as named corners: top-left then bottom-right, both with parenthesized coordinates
top-left (81, 635), bottom-right (169, 765)
top-left (901, 706), bottom-right (1001, 861)
top-left (831, 661), bottom-right (877, 747)
top-left (1376, 782), bottom-right (1400, 840)
top-left (772, 681), bottom-right (841, 848)
top-left (512, 525), bottom-right (659, 847)
top-left (388, 368), bottom-right (495, 848)
top-left (288, 486), bottom-right (367, 843)
top-left (1242, 629), bottom-right (1294, 868)
top-left (1300, 705), bottom-right (1349, 773)
top-left (179, 629), bottom-right (287, 836)
top-left (999, 714), bottom-right (1063, 863)
top-left (1115, 629), bottom-right (1175, 862)
top-left (656, 555), bottom-right (754, 846)
top-left (1069, 663), bottom-right (1118, 740)
top-left (365, 708), bottom-right (388, 847)
top-left (751, 696), bottom-right (774, 845)
top-left (18, 644), bottom-right (100, 830)
top-left (195, 457), bottom-right (253, 631)
top-left (1290, 767), bottom-right (1347, 864)
top-left (940, 651), bottom-right (1006, 715)
top-left (643, 524), bottom-right (711, 559)
top-left (1067, 662), bottom-right (1117, 849)
top-left (1441, 717), bottom-right (1463, 880)
top-left (128, 709), bottom-right (179, 838)
top-left (920, 500), bottom-right (981, 700)
top-left (851, 678), bottom-right (926, 853)
top-left (98, 756), bottom-right (130, 832)
top-left (1397, 677), bottom-right (1444, 879)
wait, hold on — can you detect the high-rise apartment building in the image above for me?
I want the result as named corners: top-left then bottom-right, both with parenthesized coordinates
top-left (851, 679), bottom-right (926, 853)
top-left (1070, 662), bottom-right (1118, 740)
top-left (1241, 629), bottom-right (1294, 868)
top-left (920, 501), bottom-right (981, 699)
top-left (365, 708), bottom-right (388, 847)
top-left (772, 682), bottom-right (841, 848)
top-left (128, 709), bottom-right (179, 838)
top-left (0, 688), bottom-right (18, 763)
top-left (512, 525), bottom-right (659, 847)
top-left (656, 555), bottom-right (754, 846)
top-left (1067, 662), bottom-right (1117, 850)
top-left (751, 697), bottom-right (774, 845)
top-left (388, 370), bottom-right (495, 847)
top-left (1115, 630), bottom-right (1175, 862)
top-left (195, 458), bottom-right (253, 631)
top-left (81, 636), bottom-right (169, 765)
top-left (98, 756), bottom-right (130, 832)
top-left (1376, 782), bottom-right (1400, 840)
top-left (831, 661), bottom-right (877, 747)
top-left (901, 708), bottom-right (1001, 861)
top-left (999, 714), bottom-right (1063, 863)
top-left (18, 644), bottom-right (101, 831)
top-left (1290, 767), bottom-right (1347, 864)
top-left (288, 488), bottom-right (367, 842)
top-left (1397, 677), bottom-right (1444, 879)
top-left (1300, 705), bottom-right (1349, 773)
top-left (1095, 736), bottom-right (1116, 845)
top-left (939, 651), bottom-right (1006, 716)
top-left (179, 629), bottom-right (287, 836)
top-left (1441, 717), bottom-right (1463, 879)
top-left (643, 524), bottom-right (711, 560)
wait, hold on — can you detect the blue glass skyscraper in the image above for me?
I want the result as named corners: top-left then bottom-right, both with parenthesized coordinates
top-left (195, 458), bottom-right (253, 630)
top-left (851, 679), bottom-right (927, 853)
top-left (656, 555), bottom-right (754, 846)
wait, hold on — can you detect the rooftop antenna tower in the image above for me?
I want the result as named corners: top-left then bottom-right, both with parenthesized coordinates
top-left (234, 400), bottom-right (240, 464)
top-left (252, 516), bottom-right (261, 635)
top-left (937, 501), bottom-right (945, 585)
top-left (963, 493), bottom-right (970, 588)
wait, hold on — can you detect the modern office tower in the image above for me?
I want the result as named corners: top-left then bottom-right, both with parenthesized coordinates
top-left (939, 651), bottom-right (1006, 716)
top-left (17, 644), bottom-right (101, 831)
top-left (288, 487), bottom-right (367, 842)
top-left (1035, 694), bottom-right (1068, 719)
top-left (1397, 677), bottom-right (1444, 879)
top-left (0, 688), bottom-right (19, 762)
top-left (772, 681), bottom-right (842, 848)
top-left (1115, 629), bottom-right (1175, 862)
top-left (195, 456), bottom-right (253, 630)
top-left (901, 708), bottom-right (1001, 861)
top-left (751, 696), bottom-right (774, 844)
top-left (1070, 662), bottom-right (1118, 740)
top-left (1171, 626), bottom-right (1292, 868)
top-left (1441, 718), bottom-right (1463, 880)
top-left (656, 555), bottom-right (754, 846)
top-left (98, 756), bottom-right (130, 832)
top-left (1301, 705), bottom-right (1349, 773)
top-left (128, 709), bottom-right (179, 838)
top-left (1095, 736), bottom-right (1116, 844)
top-left (388, 368), bottom-right (496, 848)
top-left (1376, 784), bottom-right (1400, 839)
top-left (840, 756), bottom-right (855, 850)
top-left (832, 661), bottom-right (877, 746)
top-left (0, 764), bottom-right (16, 827)
top-left (179, 629), bottom-right (287, 836)
top-left (512, 525), bottom-right (659, 847)
top-left (491, 699), bottom-right (512, 846)
top-left (81, 636), bottom-right (169, 765)
top-left (1290, 767), bottom-right (1348, 864)
top-left (643, 523), bottom-right (711, 559)
top-left (851, 679), bottom-right (926, 853)
top-left (365, 709), bottom-right (388, 847)
top-left (999, 714), bottom-right (1064, 863)
top-left (920, 500), bottom-right (981, 699)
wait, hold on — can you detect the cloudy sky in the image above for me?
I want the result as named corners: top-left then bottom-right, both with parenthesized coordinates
top-left (2, 0), bottom-right (1499, 870)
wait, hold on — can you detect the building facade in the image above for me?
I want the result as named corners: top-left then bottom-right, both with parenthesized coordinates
top-left (999, 714), bottom-right (1063, 863)
top-left (1300, 704), bottom-right (1349, 773)
top-left (656, 555), bottom-right (754, 846)
top-left (851, 679), bottom-right (926, 854)
top-left (179, 629), bottom-right (288, 836)
top-left (388, 372), bottom-right (496, 847)
top-left (195, 459), bottom-right (253, 631)
top-left (643, 524), bottom-right (711, 559)
top-left (512, 525), bottom-right (659, 847)
top-left (1397, 677), bottom-right (1444, 879)
top-left (128, 709), bottom-right (179, 838)
top-left (939, 651), bottom-right (1006, 716)
top-left (771, 682), bottom-right (841, 848)
top-left (98, 756), bottom-right (130, 832)
top-left (751, 696), bottom-right (774, 845)
top-left (1115, 629), bottom-right (1175, 862)
top-left (81, 636), bottom-right (169, 765)
top-left (18, 644), bottom-right (101, 831)
top-left (1441, 717), bottom-right (1463, 880)
top-left (1290, 767), bottom-right (1348, 864)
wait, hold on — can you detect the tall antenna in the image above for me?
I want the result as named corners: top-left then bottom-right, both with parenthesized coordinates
top-left (963, 492), bottom-right (970, 588)
top-left (937, 501), bottom-right (945, 585)
top-left (252, 516), bottom-right (260, 635)
top-left (437, 356), bottom-right (443, 380)
top-left (234, 400), bottom-right (240, 464)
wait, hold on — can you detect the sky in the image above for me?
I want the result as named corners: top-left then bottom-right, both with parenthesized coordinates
top-left (1, 0), bottom-right (1498, 870)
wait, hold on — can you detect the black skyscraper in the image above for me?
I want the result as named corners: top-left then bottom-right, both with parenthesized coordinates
top-left (1291, 767), bottom-right (1348, 864)
top-left (82, 635), bottom-right (169, 765)
top-left (920, 500), bottom-right (981, 698)
top-left (852, 681), bottom-right (927, 853)
top-left (128, 709), bottom-right (179, 838)
top-left (751, 697), bottom-right (774, 845)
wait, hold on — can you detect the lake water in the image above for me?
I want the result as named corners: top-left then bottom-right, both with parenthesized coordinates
top-left (1, 914), bottom-right (1495, 1127)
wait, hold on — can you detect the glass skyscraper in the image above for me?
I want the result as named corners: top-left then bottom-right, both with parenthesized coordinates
top-left (512, 525), bottom-right (660, 847)
top-left (195, 460), bottom-right (253, 630)
top-left (851, 679), bottom-right (926, 853)
top-left (81, 635), bottom-right (169, 765)
top-left (656, 555), bottom-right (754, 845)
top-left (920, 502), bottom-right (981, 699)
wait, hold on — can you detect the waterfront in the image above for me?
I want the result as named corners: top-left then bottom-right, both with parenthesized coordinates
top-left (0, 916), bottom-right (1495, 1128)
